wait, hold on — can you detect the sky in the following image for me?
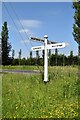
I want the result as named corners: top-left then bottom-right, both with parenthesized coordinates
top-left (1, 2), bottom-right (78, 58)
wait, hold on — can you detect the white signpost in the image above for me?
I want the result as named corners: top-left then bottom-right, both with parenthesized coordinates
top-left (30, 35), bottom-right (68, 82)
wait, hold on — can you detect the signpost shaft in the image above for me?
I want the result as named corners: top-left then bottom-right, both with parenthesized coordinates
top-left (44, 35), bottom-right (48, 82)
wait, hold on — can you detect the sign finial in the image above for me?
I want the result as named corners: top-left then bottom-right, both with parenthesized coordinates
top-left (44, 35), bottom-right (48, 38)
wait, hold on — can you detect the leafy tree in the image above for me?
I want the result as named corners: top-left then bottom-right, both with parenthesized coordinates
top-left (62, 54), bottom-right (65, 66)
top-left (12, 59), bottom-right (19, 65)
top-left (48, 49), bottom-right (51, 66)
top-left (20, 58), bottom-right (26, 65)
top-left (73, 1), bottom-right (80, 65)
top-left (12, 49), bottom-right (15, 59)
top-left (50, 54), bottom-right (56, 66)
top-left (19, 49), bottom-right (22, 59)
top-left (36, 51), bottom-right (39, 59)
top-left (70, 50), bottom-right (73, 57)
top-left (36, 51), bottom-right (39, 65)
top-left (42, 50), bottom-right (44, 66)
top-left (55, 48), bottom-right (58, 66)
top-left (48, 49), bottom-right (51, 57)
top-left (18, 49), bottom-right (22, 65)
top-left (30, 51), bottom-right (32, 59)
top-left (11, 49), bottom-right (15, 65)
top-left (68, 51), bottom-right (74, 65)
top-left (73, 55), bottom-right (78, 65)
top-left (30, 51), bottom-right (32, 65)
top-left (1, 22), bottom-right (11, 65)
top-left (55, 48), bottom-right (58, 56)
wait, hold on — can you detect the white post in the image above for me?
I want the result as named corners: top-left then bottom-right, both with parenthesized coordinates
top-left (44, 35), bottom-right (48, 82)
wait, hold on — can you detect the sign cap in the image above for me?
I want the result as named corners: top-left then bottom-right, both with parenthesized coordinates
top-left (44, 35), bottom-right (48, 38)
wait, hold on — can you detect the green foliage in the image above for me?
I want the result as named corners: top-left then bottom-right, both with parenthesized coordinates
top-left (29, 51), bottom-right (33, 65)
top-left (48, 50), bottom-right (51, 66)
top-left (73, 1), bottom-right (80, 43)
top-left (55, 48), bottom-right (58, 56)
top-left (30, 51), bottom-right (32, 59)
top-left (36, 51), bottom-right (39, 59)
top-left (48, 49), bottom-right (51, 57)
top-left (73, 1), bottom-right (80, 81)
top-left (18, 49), bottom-right (21, 60)
top-left (2, 66), bottom-right (78, 118)
top-left (9, 52), bottom-right (78, 66)
top-left (12, 49), bottom-right (15, 59)
top-left (1, 22), bottom-right (11, 65)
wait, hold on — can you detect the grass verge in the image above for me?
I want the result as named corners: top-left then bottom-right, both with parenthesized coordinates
top-left (2, 66), bottom-right (79, 118)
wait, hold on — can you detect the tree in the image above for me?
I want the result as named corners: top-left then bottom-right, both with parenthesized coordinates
top-left (19, 49), bottom-right (22, 59)
top-left (36, 51), bottom-right (39, 59)
top-left (36, 51), bottom-right (40, 65)
top-left (12, 59), bottom-right (19, 65)
top-left (18, 49), bottom-right (22, 65)
top-left (12, 49), bottom-right (15, 65)
top-left (12, 49), bottom-right (15, 59)
top-left (42, 50), bottom-right (45, 66)
top-left (68, 51), bottom-right (74, 65)
top-left (70, 50), bottom-right (73, 57)
top-left (55, 48), bottom-right (58, 66)
top-left (30, 51), bottom-right (32, 65)
top-left (50, 54), bottom-right (55, 66)
top-left (48, 49), bottom-right (51, 66)
top-left (73, 1), bottom-right (80, 65)
top-left (48, 49), bottom-right (51, 57)
top-left (1, 22), bottom-right (11, 65)
top-left (30, 51), bottom-right (32, 59)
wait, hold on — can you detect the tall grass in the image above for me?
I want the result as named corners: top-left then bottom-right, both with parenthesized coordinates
top-left (2, 66), bottom-right (78, 118)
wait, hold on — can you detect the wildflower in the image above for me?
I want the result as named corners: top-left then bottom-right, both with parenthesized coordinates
top-left (16, 106), bottom-right (18, 109)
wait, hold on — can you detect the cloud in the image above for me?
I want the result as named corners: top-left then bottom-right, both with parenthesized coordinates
top-left (19, 29), bottom-right (30, 33)
top-left (20, 39), bottom-right (30, 44)
top-left (19, 19), bottom-right (42, 36)
top-left (19, 28), bottom-right (33, 36)
top-left (20, 19), bottom-right (42, 28)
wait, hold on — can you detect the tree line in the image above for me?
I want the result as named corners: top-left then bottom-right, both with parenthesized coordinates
top-left (10, 49), bottom-right (78, 66)
top-left (0, 2), bottom-right (80, 66)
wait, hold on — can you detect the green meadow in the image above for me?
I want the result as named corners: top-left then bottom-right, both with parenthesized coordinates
top-left (2, 66), bottom-right (79, 118)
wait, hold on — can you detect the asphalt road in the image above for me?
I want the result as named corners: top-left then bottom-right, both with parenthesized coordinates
top-left (0, 69), bottom-right (40, 74)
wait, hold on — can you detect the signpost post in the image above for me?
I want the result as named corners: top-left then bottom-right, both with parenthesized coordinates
top-left (30, 35), bottom-right (68, 82)
top-left (44, 35), bottom-right (48, 82)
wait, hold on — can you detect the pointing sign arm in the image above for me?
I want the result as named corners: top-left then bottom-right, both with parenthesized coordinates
top-left (31, 45), bottom-right (44, 51)
top-left (30, 36), bottom-right (44, 42)
top-left (47, 42), bottom-right (66, 49)
top-left (29, 36), bottom-right (57, 44)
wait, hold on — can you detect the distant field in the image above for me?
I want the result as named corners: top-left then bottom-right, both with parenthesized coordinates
top-left (2, 65), bottom-right (42, 71)
top-left (2, 66), bottom-right (79, 118)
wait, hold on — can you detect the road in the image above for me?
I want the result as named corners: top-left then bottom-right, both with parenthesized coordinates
top-left (0, 69), bottom-right (40, 74)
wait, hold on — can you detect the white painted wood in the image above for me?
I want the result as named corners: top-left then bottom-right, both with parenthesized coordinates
top-left (44, 35), bottom-right (48, 82)
top-left (31, 45), bottom-right (44, 51)
top-left (30, 35), bottom-right (68, 83)
top-left (47, 42), bottom-right (66, 49)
